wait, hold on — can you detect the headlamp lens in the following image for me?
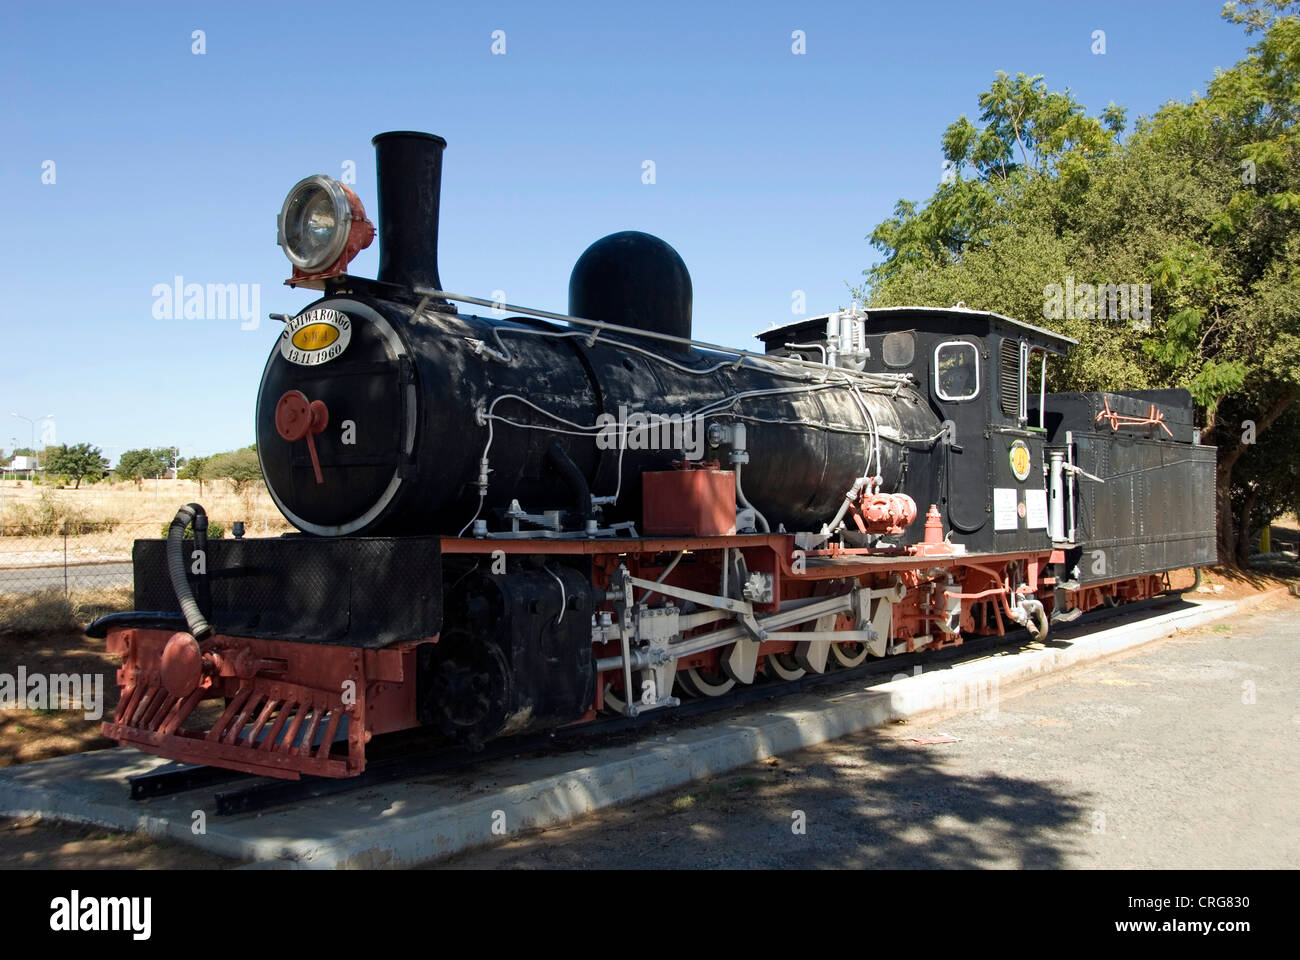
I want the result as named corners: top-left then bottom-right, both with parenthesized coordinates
top-left (279, 177), bottom-right (349, 271)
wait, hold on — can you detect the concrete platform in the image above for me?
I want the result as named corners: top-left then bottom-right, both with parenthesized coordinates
top-left (0, 590), bottom-right (1285, 868)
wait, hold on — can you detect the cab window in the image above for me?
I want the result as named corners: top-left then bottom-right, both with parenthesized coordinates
top-left (935, 341), bottom-right (979, 401)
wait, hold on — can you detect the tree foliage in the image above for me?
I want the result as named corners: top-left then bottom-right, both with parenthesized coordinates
top-left (115, 447), bottom-right (173, 480)
top-left (179, 455), bottom-right (211, 495)
top-left (857, 3), bottom-right (1300, 560)
top-left (42, 443), bottom-right (109, 489)
top-left (204, 446), bottom-right (261, 494)
top-left (1231, 401), bottom-right (1300, 557)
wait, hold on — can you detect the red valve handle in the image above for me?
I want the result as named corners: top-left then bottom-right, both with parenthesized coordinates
top-left (275, 390), bottom-right (329, 484)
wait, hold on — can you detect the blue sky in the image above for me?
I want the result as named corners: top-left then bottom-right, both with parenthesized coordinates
top-left (1, 0), bottom-right (1255, 462)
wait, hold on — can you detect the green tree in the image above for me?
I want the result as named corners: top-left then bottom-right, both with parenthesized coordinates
top-left (115, 447), bottom-right (171, 481)
top-left (1222, 391), bottom-right (1300, 560)
top-left (857, 3), bottom-right (1300, 562)
top-left (206, 446), bottom-right (261, 494)
top-left (42, 443), bottom-right (109, 489)
top-left (865, 72), bottom-right (1125, 285)
top-left (179, 455), bottom-right (211, 496)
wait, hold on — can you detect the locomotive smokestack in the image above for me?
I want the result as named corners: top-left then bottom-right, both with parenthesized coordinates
top-left (372, 131), bottom-right (447, 291)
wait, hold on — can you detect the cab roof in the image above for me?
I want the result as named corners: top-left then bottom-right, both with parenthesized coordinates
top-left (756, 304), bottom-right (1077, 356)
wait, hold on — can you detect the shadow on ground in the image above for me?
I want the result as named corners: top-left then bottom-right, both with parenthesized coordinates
top-left (434, 726), bottom-right (1093, 870)
top-left (0, 629), bottom-right (118, 767)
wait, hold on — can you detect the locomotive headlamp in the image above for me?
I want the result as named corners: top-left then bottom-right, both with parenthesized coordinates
top-left (276, 175), bottom-right (374, 282)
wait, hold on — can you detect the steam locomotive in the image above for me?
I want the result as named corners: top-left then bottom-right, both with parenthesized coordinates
top-left (90, 132), bottom-right (1217, 780)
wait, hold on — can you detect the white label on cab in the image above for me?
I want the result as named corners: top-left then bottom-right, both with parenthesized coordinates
top-left (993, 487), bottom-right (1019, 531)
top-left (1025, 489), bottom-right (1049, 530)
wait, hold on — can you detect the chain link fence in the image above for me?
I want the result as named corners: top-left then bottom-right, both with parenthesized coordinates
top-left (0, 478), bottom-right (290, 635)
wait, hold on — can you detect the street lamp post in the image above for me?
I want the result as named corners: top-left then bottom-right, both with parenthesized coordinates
top-left (11, 412), bottom-right (55, 477)
top-left (0, 435), bottom-right (19, 532)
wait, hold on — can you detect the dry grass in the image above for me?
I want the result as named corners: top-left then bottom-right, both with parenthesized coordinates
top-left (1, 476), bottom-right (288, 525)
top-left (0, 478), bottom-right (292, 565)
top-left (0, 586), bottom-right (134, 637)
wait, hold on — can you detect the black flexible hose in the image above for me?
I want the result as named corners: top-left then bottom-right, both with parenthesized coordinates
top-left (544, 439), bottom-right (591, 531)
top-left (167, 502), bottom-right (213, 639)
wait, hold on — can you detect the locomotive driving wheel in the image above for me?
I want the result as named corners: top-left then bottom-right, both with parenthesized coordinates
top-left (828, 640), bottom-right (869, 668)
top-left (676, 663), bottom-right (736, 697)
top-left (423, 627), bottom-right (511, 747)
top-left (763, 653), bottom-right (806, 681)
top-left (825, 612), bottom-right (870, 668)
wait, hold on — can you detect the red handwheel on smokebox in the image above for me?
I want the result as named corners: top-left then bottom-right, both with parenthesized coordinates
top-left (275, 389), bottom-right (329, 484)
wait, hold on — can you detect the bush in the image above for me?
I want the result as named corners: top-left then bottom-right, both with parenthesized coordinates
top-left (0, 492), bottom-right (119, 536)
top-left (159, 521), bottom-right (226, 539)
top-left (205, 447), bottom-right (261, 495)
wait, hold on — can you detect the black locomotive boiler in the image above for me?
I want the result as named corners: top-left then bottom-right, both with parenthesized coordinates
top-left (92, 132), bottom-right (1217, 779)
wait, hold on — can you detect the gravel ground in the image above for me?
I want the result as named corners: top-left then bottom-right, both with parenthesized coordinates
top-left (434, 597), bottom-right (1299, 869)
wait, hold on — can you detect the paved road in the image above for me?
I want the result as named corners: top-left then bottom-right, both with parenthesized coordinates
top-left (436, 597), bottom-right (1300, 869)
top-left (0, 562), bottom-right (132, 594)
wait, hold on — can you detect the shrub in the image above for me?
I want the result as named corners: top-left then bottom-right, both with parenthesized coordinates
top-left (0, 493), bottom-right (119, 537)
top-left (158, 520), bottom-right (226, 539)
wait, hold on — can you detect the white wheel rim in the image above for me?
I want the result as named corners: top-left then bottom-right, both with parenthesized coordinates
top-left (765, 654), bottom-right (806, 681)
top-left (680, 666), bottom-right (735, 697)
top-left (829, 641), bottom-right (869, 668)
top-left (602, 682), bottom-right (626, 714)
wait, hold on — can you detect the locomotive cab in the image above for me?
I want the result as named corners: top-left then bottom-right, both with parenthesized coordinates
top-left (758, 306), bottom-right (1075, 555)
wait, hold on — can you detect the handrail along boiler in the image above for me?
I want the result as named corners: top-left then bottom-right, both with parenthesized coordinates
top-left (92, 132), bottom-right (1218, 779)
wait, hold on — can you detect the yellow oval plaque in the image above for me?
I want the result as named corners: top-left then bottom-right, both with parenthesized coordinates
top-left (1009, 440), bottom-right (1032, 482)
top-left (280, 307), bottom-right (352, 366)
top-left (291, 323), bottom-right (340, 351)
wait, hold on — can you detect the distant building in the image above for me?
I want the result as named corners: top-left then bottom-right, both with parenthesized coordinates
top-left (5, 455), bottom-right (37, 472)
